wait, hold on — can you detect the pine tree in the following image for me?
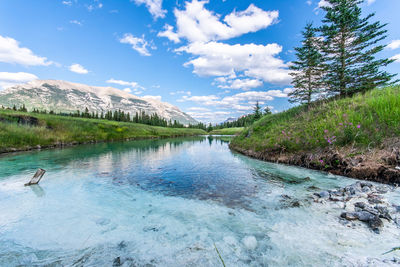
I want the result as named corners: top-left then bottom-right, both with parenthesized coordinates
top-left (289, 23), bottom-right (326, 105)
top-left (320, 0), bottom-right (396, 97)
top-left (253, 101), bottom-right (262, 120)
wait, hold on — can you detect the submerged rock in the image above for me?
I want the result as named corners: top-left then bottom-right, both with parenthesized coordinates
top-left (242, 236), bottom-right (257, 250)
top-left (313, 181), bottom-right (396, 233)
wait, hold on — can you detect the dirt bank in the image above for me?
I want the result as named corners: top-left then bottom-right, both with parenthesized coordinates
top-left (230, 138), bottom-right (400, 185)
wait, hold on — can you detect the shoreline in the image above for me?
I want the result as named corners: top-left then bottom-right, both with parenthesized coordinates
top-left (229, 143), bottom-right (400, 185)
top-left (0, 133), bottom-right (205, 157)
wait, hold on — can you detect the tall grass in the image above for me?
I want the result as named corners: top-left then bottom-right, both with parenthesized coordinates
top-left (231, 86), bottom-right (400, 153)
top-left (209, 127), bottom-right (244, 135)
top-left (0, 110), bottom-right (206, 152)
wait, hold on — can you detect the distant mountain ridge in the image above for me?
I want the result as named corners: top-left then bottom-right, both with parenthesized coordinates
top-left (0, 80), bottom-right (197, 125)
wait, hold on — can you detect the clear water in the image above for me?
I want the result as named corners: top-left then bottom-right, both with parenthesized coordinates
top-left (0, 136), bottom-right (399, 266)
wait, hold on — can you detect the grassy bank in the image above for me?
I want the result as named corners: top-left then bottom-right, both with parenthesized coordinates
top-left (0, 110), bottom-right (206, 153)
top-left (209, 127), bottom-right (244, 135)
top-left (231, 86), bottom-right (400, 153)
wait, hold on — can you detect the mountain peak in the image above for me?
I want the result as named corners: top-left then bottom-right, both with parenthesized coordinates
top-left (0, 79), bottom-right (197, 125)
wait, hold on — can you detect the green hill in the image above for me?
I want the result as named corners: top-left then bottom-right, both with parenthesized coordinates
top-left (0, 110), bottom-right (206, 154)
top-left (230, 86), bottom-right (400, 184)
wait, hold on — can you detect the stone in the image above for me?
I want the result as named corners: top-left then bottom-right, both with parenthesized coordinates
top-left (318, 191), bottom-right (330, 198)
top-left (341, 212), bottom-right (358, 220)
top-left (355, 211), bottom-right (375, 222)
top-left (242, 236), bottom-right (258, 250)
top-left (368, 216), bottom-right (383, 230)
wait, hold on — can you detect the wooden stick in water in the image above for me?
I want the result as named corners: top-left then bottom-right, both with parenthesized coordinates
top-left (24, 168), bottom-right (46, 186)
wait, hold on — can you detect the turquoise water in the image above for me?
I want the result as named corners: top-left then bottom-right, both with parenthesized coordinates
top-left (0, 136), bottom-right (399, 266)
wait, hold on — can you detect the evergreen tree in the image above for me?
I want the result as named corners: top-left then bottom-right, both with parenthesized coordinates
top-left (320, 0), bottom-right (396, 96)
top-left (289, 23), bottom-right (325, 105)
top-left (264, 106), bottom-right (272, 115)
top-left (253, 101), bottom-right (262, 120)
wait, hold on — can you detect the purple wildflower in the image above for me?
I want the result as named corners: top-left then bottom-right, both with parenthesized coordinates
top-left (357, 124), bottom-right (361, 129)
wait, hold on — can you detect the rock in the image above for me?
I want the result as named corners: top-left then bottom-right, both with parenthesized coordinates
top-left (368, 194), bottom-right (385, 204)
top-left (375, 205), bottom-right (392, 221)
top-left (112, 257), bottom-right (122, 266)
top-left (355, 202), bottom-right (366, 209)
top-left (368, 216), bottom-right (383, 231)
top-left (307, 185), bottom-right (320, 191)
top-left (355, 211), bottom-right (375, 222)
top-left (242, 236), bottom-right (257, 250)
top-left (318, 191), bottom-right (330, 198)
top-left (341, 212), bottom-right (358, 220)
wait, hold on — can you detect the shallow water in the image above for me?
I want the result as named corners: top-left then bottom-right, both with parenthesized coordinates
top-left (0, 136), bottom-right (399, 266)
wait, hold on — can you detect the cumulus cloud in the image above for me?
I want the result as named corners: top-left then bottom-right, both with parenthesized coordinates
top-left (157, 24), bottom-right (180, 43)
top-left (69, 63), bottom-right (89, 74)
top-left (216, 78), bottom-right (263, 90)
top-left (177, 41), bottom-right (290, 84)
top-left (178, 89), bottom-right (289, 113)
top-left (106, 78), bottom-right (139, 88)
top-left (387, 40), bottom-right (400, 50)
top-left (367, 0), bottom-right (376, 5)
top-left (133, 0), bottom-right (166, 19)
top-left (0, 72), bottom-right (38, 90)
top-left (0, 35), bottom-right (52, 66)
top-left (120, 34), bottom-right (154, 56)
top-left (391, 54), bottom-right (400, 63)
top-left (143, 95), bottom-right (162, 101)
top-left (158, 1), bottom-right (278, 43)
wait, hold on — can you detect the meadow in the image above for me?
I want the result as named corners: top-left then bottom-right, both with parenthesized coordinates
top-left (231, 86), bottom-right (400, 153)
top-left (0, 110), bottom-right (206, 153)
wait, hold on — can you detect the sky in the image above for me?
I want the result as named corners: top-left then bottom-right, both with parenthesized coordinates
top-left (0, 0), bottom-right (399, 123)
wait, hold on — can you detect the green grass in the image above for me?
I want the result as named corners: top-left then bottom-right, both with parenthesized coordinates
top-left (231, 86), bottom-right (400, 153)
top-left (209, 127), bottom-right (245, 135)
top-left (0, 110), bottom-right (206, 152)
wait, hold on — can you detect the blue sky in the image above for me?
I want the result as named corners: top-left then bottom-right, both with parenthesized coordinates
top-left (0, 0), bottom-right (399, 123)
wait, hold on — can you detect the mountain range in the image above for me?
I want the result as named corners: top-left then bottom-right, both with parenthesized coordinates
top-left (0, 80), bottom-right (197, 125)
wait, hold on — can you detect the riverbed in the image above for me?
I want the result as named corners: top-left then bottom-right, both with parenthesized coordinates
top-left (0, 136), bottom-right (399, 266)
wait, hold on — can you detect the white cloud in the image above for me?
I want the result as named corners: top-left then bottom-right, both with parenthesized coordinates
top-left (306, 0), bottom-right (312, 5)
top-left (143, 95), bottom-right (162, 101)
top-left (157, 24), bottom-right (180, 43)
top-left (62, 1), bottom-right (72, 6)
top-left (70, 20), bottom-right (82, 26)
top-left (187, 107), bottom-right (211, 112)
top-left (0, 72), bottom-right (38, 90)
top-left (387, 40), bottom-right (400, 50)
top-left (158, 1), bottom-right (278, 43)
top-left (69, 63), bottom-right (89, 74)
top-left (106, 78), bottom-right (139, 88)
top-left (216, 78), bottom-right (263, 90)
top-left (178, 89), bottom-right (288, 112)
top-left (0, 35), bottom-right (52, 66)
top-left (133, 0), bottom-right (166, 19)
top-left (391, 54), bottom-right (400, 63)
top-left (177, 41), bottom-right (290, 85)
top-left (367, 0), bottom-right (376, 5)
top-left (120, 34), bottom-right (154, 56)
top-left (169, 90), bottom-right (191, 95)
top-left (318, 0), bottom-right (332, 8)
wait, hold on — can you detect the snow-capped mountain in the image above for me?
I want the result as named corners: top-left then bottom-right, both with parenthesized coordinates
top-left (0, 80), bottom-right (197, 125)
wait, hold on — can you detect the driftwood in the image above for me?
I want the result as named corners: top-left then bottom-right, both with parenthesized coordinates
top-left (24, 168), bottom-right (46, 186)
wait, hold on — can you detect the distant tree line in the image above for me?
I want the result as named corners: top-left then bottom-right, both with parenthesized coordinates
top-left (289, 0), bottom-right (397, 107)
top-left (3, 104), bottom-right (209, 130)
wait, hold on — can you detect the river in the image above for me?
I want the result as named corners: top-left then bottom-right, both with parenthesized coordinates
top-left (0, 136), bottom-right (399, 266)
